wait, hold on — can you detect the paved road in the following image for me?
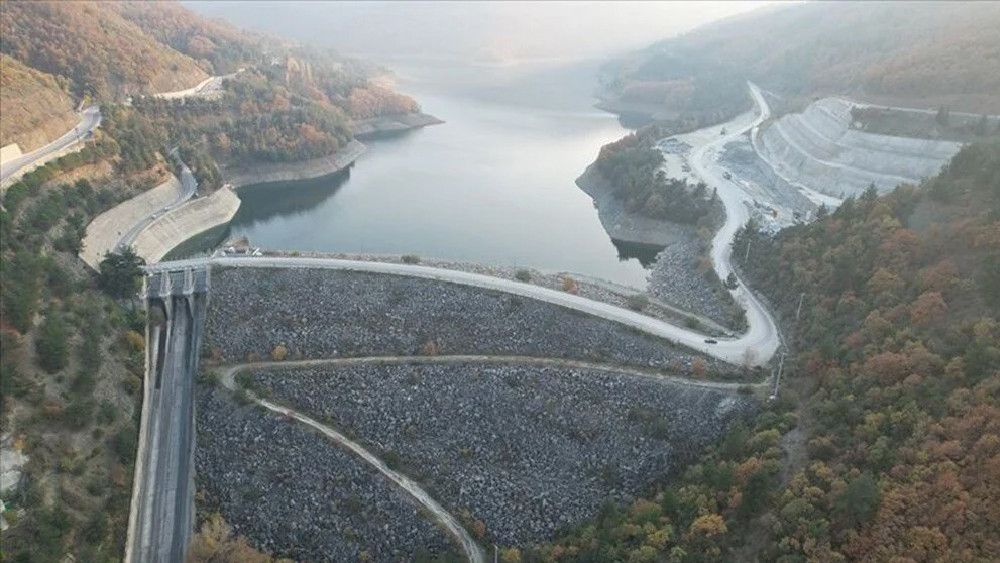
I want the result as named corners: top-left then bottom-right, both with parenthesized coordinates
top-left (147, 84), bottom-right (783, 367)
top-left (149, 249), bottom-right (776, 366)
top-left (154, 72), bottom-right (240, 100)
top-left (0, 106), bottom-right (102, 187)
top-left (217, 363), bottom-right (486, 563)
top-left (117, 155), bottom-right (198, 252)
top-left (687, 82), bottom-right (782, 367)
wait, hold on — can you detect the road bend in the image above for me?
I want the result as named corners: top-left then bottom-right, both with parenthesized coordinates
top-left (217, 363), bottom-right (486, 563)
top-left (116, 153), bottom-right (198, 252)
top-left (0, 106), bottom-right (102, 189)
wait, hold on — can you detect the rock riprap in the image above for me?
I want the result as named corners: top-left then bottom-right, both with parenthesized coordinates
top-left (195, 386), bottom-right (458, 562)
top-left (205, 267), bottom-right (726, 373)
top-left (250, 362), bottom-right (758, 545)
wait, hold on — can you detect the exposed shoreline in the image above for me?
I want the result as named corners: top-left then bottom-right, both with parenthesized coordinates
top-left (351, 112), bottom-right (444, 138)
top-left (223, 139), bottom-right (367, 189)
top-left (221, 112), bottom-right (443, 189)
top-left (575, 163), bottom-right (693, 247)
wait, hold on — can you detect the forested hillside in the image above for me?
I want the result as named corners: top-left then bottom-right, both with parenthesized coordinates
top-left (594, 131), bottom-right (718, 226)
top-left (603, 2), bottom-right (1000, 118)
top-left (0, 54), bottom-right (77, 151)
top-left (105, 1), bottom-right (271, 75)
top-left (0, 1), bottom-right (208, 100)
top-left (0, 0), bottom-right (422, 162)
top-left (0, 132), bottom-right (168, 561)
top-left (531, 142), bottom-right (1000, 561)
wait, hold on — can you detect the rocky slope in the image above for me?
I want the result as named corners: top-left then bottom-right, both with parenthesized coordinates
top-left (249, 363), bottom-right (758, 545)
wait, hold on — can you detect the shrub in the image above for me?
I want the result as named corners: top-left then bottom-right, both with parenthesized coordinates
top-left (500, 548), bottom-right (523, 563)
top-left (562, 275), bottom-right (579, 295)
top-left (515, 269), bottom-right (532, 282)
top-left (36, 308), bottom-right (69, 373)
top-left (98, 401), bottom-right (117, 425)
top-left (383, 449), bottom-right (401, 470)
top-left (401, 254), bottom-right (421, 264)
top-left (270, 344), bottom-right (288, 361)
top-left (112, 427), bottom-right (138, 463)
top-left (627, 294), bottom-right (649, 311)
top-left (197, 370), bottom-right (220, 386)
top-left (124, 330), bottom-right (145, 352)
top-left (63, 399), bottom-right (95, 430)
top-left (420, 339), bottom-right (439, 356)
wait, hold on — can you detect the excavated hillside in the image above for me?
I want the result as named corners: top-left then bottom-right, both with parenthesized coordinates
top-left (758, 98), bottom-right (962, 198)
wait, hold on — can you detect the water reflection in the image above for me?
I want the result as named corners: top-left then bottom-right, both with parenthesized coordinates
top-left (219, 59), bottom-right (654, 288)
top-left (612, 239), bottom-right (664, 268)
top-left (231, 168), bottom-right (352, 228)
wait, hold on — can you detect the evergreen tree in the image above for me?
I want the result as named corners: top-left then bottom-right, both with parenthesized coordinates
top-left (98, 247), bottom-right (146, 299)
top-left (36, 307), bottom-right (69, 373)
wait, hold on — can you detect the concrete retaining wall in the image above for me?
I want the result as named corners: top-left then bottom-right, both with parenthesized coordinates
top-left (759, 97), bottom-right (961, 197)
top-left (0, 144), bottom-right (22, 166)
top-left (132, 188), bottom-right (241, 263)
top-left (81, 176), bottom-right (184, 269)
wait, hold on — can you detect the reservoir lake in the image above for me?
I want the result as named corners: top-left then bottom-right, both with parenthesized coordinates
top-left (228, 59), bottom-right (652, 288)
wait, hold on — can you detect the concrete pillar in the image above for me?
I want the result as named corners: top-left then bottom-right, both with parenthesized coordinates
top-left (183, 268), bottom-right (194, 296)
top-left (158, 271), bottom-right (173, 297)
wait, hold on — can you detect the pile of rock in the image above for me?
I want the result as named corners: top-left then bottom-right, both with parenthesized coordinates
top-left (647, 240), bottom-right (736, 328)
top-left (250, 362), bottom-right (758, 545)
top-left (195, 386), bottom-right (458, 562)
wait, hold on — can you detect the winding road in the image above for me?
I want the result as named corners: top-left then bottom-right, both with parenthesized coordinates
top-left (153, 71), bottom-right (240, 100)
top-left (217, 362), bottom-right (486, 563)
top-left (148, 83), bottom-right (783, 368)
top-left (129, 82), bottom-right (787, 562)
top-left (688, 82), bottom-right (782, 366)
top-left (0, 106), bottom-right (102, 189)
top-left (116, 153), bottom-right (198, 252)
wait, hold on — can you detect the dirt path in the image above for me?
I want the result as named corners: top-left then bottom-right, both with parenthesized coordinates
top-left (217, 363), bottom-right (486, 563)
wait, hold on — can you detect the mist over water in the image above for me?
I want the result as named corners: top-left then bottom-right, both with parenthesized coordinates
top-left (189, 1), bottom-right (771, 287)
top-left (231, 59), bottom-right (653, 287)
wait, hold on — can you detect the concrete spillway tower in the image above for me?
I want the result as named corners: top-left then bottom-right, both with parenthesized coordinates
top-left (126, 266), bottom-right (210, 563)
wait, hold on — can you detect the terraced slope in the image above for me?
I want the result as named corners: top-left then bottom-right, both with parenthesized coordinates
top-left (758, 98), bottom-right (962, 198)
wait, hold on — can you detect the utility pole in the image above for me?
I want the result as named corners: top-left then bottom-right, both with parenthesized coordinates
top-left (795, 292), bottom-right (805, 323)
top-left (744, 238), bottom-right (752, 262)
top-left (494, 545), bottom-right (498, 563)
top-left (771, 351), bottom-right (786, 400)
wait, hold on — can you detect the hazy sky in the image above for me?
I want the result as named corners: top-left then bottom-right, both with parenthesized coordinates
top-left (186, 1), bottom-right (774, 62)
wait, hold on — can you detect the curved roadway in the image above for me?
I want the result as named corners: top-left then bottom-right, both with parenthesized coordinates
top-left (217, 363), bottom-right (486, 563)
top-left (689, 82), bottom-right (781, 366)
top-left (148, 87), bottom-right (782, 368)
top-left (116, 156), bottom-right (198, 252)
top-left (0, 106), bottom-right (102, 188)
top-left (150, 250), bottom-right (776, 367)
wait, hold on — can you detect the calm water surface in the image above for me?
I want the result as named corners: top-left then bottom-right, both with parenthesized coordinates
top-left (230, 59), bottom-right (651, 287)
